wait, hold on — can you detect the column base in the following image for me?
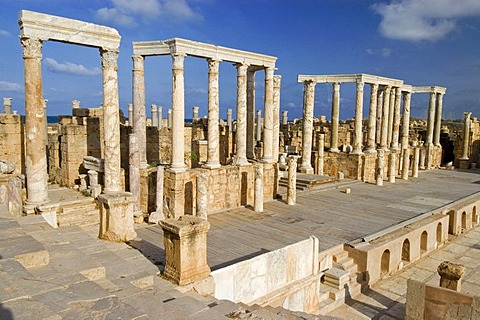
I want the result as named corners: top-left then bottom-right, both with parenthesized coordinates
top-left (329, 148), bottom-right (340, 153)
top-left (202, 162), bottom-right (221, 169)
top-left (350, 150), bottom-right (364, 155)
top-left (260, 157), bottom-right (275, 164)
top-left (168, 165), bottom-right (188, 173)
top-left (299, 166), bottom-right (314, 174)
top-left (233, 157), bottom-right (251, 166)
top-left (364, 148), bottom-right (377, 154)
top-left (24, 198), bottom-right (50, 215)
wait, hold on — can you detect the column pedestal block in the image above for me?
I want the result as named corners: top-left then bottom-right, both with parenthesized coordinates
top-left (98, 192), bottom-right (137, 242)
top-left (160, 216), bottom-right (210, 286)
top-left (458, 159), bottom-right (470, 170)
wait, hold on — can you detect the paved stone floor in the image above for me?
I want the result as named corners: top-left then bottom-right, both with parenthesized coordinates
top-left (326, 224), bottom-right (480, 319)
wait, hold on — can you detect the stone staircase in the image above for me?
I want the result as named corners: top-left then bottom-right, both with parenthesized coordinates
top-left (278, 174), bottom-right (337, 191)
top-left (56, 197), bottom-right (100, 227)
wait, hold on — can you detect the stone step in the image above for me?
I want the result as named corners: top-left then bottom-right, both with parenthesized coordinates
top-left (57, 209), bottom-right (100, 227)
top-left (333, 250), bottom-right (349, 262)
top-left (333, 258), bottom-right (357, 274)
top-left (324, 268), bottom-right (350, 289)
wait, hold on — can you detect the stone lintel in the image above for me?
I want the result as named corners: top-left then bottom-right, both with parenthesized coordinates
top-left (412, 86), bottom-right (447, 94)
top-left (133, 38), bottom-right (277, 68)
top-left (297, 73), bottom-right (404, 87)
top-left (18, 10), bottom-right (120, 51)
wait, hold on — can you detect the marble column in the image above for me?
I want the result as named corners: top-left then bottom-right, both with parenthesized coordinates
top-left (419, 146), bottom-right (426, 170)
top-left (101, 49), bottom-right (122, 193)
top-left (317, 133), bottom-right (325, 175)
top-left (376, 88), bottom-right (384, 145)
top-left (167, 109), bottom-right (173, 128)
top-left (204, 59), bottom-right (221, 169)
top-left (3, 97), bottom-right (12, 114)
top-left (300, 80), bottom-right (316, 173)
top-left (22, 37), bottom-right (49, 207)
top-left (227, 108), bottom-right (233, 132)
top-left (151, 104), bottom-right (158, 127)
top-left (460, 112), bottom-right (472, 160)
top-left (401, 148), bottom-right (410, 180)
top-left (196, 171), bottom-right (208, 219)
top-left (391, 88), bottom-right (402, 150)
top-left (387, 88), bottom-right (396, 147)
top-left (389, 150), bottom-right (396, 183)
top-left (380, 86), bottom-right (391, 150)
top-left (128, 103), bottom-right (133, 126)
top-left (272, 75), bottom-right (281, 162)
top-left (287, 156), bottom-right (297, 205)
top-left (400, 92), bottom-right (411, 151)
top-left (256, 110), bottom-right (262, 142)
top-left (426, 89), bottom-right (436, 147)
top-left (254, 164), bottom-right (264, 212)
top-left (234, 63), bottom-right (249, 166)
top-left (352, 81), bottom-right (364, 154)
top-left (282, 111), bottom-right (288, 125)
top-left (330, 82), bottom-right (340, 152)
top-left (192, 106), bottom-right (199, 122)
top-left (366, 83), bottom-right (378, 153)
top-left (412, 142), bottom-right (420, 178)
top-left (148, 165), bottom-right (164, 224)
top-left (170, 54), bottom-right (187, 172)
top-left (262, 67), bottom-right (275, 163)
top-left (376, 149), bottom-right (385, 186)
top-left (158, 106), bottom-right (163, 129)
top-left (433, 93), bottom-right (444, 147)
top-left (128, 133), bottom-right (141, 213)
top-left (132, 54), bottom-right (147, 168)
top-left (247, 67), bottom-right (256, 159)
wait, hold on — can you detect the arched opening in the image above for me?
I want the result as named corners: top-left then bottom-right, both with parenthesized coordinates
top-left (462, 211), bottom-right (467, 231)
top-left (436, 222), bottom-right (442, 244)
top-left (381, 249), bottom-right (390, 277)
top-left (447, 210), bottom-right (455, 234)
top-left (473, 206), bottom-right (478, 224)
top-left (420, 231), bottom-right (428, 254)
top-left (402, 239), bottom-right (410, 262)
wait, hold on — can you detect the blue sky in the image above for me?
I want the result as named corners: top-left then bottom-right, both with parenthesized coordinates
top-left (0, 0), bottom-right (479, 120)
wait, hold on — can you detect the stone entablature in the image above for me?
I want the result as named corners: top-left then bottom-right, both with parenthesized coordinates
top-left (298, 73), bottom-right (404, 87)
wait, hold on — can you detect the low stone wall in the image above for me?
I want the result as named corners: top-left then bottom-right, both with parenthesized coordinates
top-left (406, 279), bottom-right (480, 320)
top-left (445, 199), bottom-right (480, 235)
top-left (0, 114), bottom-right (23, 173)
top-left (211, 236), bottom-right (320, 314)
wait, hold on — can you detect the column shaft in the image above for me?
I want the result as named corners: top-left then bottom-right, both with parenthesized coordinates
top-left (380, 86), bottom-right (391, 149)
top-left (246, 68), bottom-right (256, 159)
top-left (352, 81), bottom-right (364, 154)
top-left (330, 82), bottom-right (340, 152)
top-left (426, 90), bottom-right (436, 146)
top-left (234, 63), bottom-right (249, 165)
top-left (433, 93), bottom-right (444, 146)
top-left (376, 88), bottom-right (384, 145)
top-left (151, 104), bottom-right (158, 127)
top-left (300, 80), bottom-right (316, 173)
top-left (272, 75), bottom-right (282, 162)
top-left (205, 59), bottom-right (221, 169)
top-left (391, 88), bottom-right (402, 149)
top-left (317, 133), bottom-right (325, 175)
top-left (366, 83), bottom-right (378, 153)
top-left (132, 55), bottom-right (147, 168)
top-left (170, 54), bottom-right (187, 172)
top-left (387, 88), bottom-right (396, 147)
top-left (22, 38), bottom-right (49, 205)
top-left (461, 112), bottom-right (472, 160)
top-left (262, 67), bottom-right (275, 162)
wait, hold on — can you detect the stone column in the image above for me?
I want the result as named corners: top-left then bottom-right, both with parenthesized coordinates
top-left (300, 80), bottom-right (315, 173)
top-left (366, 83), bottom-right (378, 153)
top-left (204, 59), bottom-right (221, 169)
top-left (151, 104), bottom-right (158, 127)
top-left (387, 88), bottom-right (396, 147)
top-left (101, 49), bottom-right (122, 193)
top-left (376, 88), bottom-right (384, 145)
top-left (262, 67), bottom-right (275, 163)
top-left (22, 38), bottom-right (49, 208)
top-left (160, 216), bottom-right (211, 286)
top-left (437, 261), bottom-right (465, 291)
top-left (282, 111), bottom-right (288, 125)
top-left (389, 150), bottom-right (396, 183)
top-left (129, 133), bottom-right (141, 214)
top-left (401, 148), bottom-right (410, 180)
top-left (460, 112), bottom-right (472, 160)
top-left (419, 144), bottom-right (426, 170)
top-left (433, 93), bottom-right (444, 147)
top-left (192, 106), bottom-right (199, 122)
top-left (3, 97), bottom-right (12, 114)
top-left (330, 82), bottom-right (340, 152)
top-left (127, 103), bottom-right (133, 126)
top-left (158, 106), bottom-right (163, 129)
top-left (412, 142), bottom-right (420, 178)
top-left (380, 86), bottom-right (391, 150)
top-left (400, 92), bottom-right (411, 151)
top-left (167, 109), bottom-right (173, 128)
top-left (256, 110), bottom-right (262, 142)
top-left (317, 133), bottom-right (325, 175)
top-left (132, 55), bottom-right (147, 168)
top-left (376, 149), bottom-right (385, 186)
top-left (287, 156), bottom-right (297, 205)
top-left (149, 165), bottom-right (164, 224)
top-left (272, 75), bottom-right (281, 162)
top-left (254, 164), bottom-right (264, 212)
top-left (352, 81), bottom-right (364, 154)
top-left (426, 89), bottom-right (436, 147)
top-left (247, 67), bottom-right (256, 159)
top-left (170, 54), bottom-right (187, 172)
top-left (391, 88), bottom-right (402, 150)
top-left (233, 63), bottom-right (249, 166)
top-left (227, 108), bottom-right (233, 132)
top-left (72, 100), bottom-right (80, 110)
top-left (196, 171), bottom-right (208, 219)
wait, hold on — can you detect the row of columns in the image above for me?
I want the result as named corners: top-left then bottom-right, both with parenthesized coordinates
top-left (131, 53), bottom-right (280, 173)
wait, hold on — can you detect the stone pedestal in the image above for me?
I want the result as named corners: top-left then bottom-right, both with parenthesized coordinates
top-left (437, 261), bottom-right (465, 291)
top-left (160, 216), bottom-right (211, 286)
top-left (98, 192), bottom-right (137, 242)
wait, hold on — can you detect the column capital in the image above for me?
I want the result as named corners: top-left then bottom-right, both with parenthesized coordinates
top-left (21, 37), bottom-right (42, 59)
top-left (100, 49), bottom-right (119, 69)
top-left (235, 63), bottom-right (249, 73)
top-left (264, 66), bottom-right (275, 78)
top-left (207, 58), bottom-right (220, 72)
top-left (304, 79), bottom-right (316, 90)
top-left (356, 81), bottom-right (365, 92)
top-left (273, 75), bottom-right (282, 87)
top-left (132, 54), bottom-right (144, 70)
top-left (172, 53), bottom-right (186, 69)
top-left (464, 112), bottom-right (472, 119)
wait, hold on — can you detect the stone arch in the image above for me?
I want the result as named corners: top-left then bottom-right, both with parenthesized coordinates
top-left (401, 238), bottom-right (410, 262)
top-left (381, 249), bottom-right (390, 277)
top-left (421, 231), bottom-right (428, 253)
top-left (436, 222), bottom-right (442, 244)
top-left (473, 206), bottom-right (478, 224)
top-left (447, 210), bottom-right (455, 234)
top-left (462, 211), bottom-right (467, 230)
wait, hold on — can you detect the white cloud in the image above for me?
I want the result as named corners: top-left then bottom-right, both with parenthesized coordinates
top-left (95, 0), bottom-right (202, 27)
top-left (373, 0), bottom-right (480, 41)
top-left (44, 58), bottom-right (102, 76)
top-left (366, 48), bottom-right (392, 57)
top-left (0, 81), bottom-right (22, 92)
top-left (0, 29), bottom-right (11, 37)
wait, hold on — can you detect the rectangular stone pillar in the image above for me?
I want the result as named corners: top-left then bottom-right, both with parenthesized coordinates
top-left (98, 192), bottom-right (137, 242)
top-left (160, 216), bottom-right (211, 286)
